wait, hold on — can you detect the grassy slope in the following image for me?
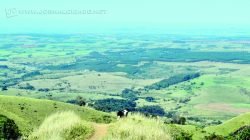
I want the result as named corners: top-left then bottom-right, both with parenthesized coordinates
top-left (0, 95), bottom-right (249, 139)
top-left (205, 112), bottom-right (250, 136)
top-left (171, 112), bottom-right (250, 139)
top-left (0, 95), bottom-right (115, 136)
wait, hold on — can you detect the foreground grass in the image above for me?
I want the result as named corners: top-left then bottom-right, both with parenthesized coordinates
top-left (29, 111), bottom-right (94, 140)
top-left (104, 114), bottom-right (172, 140)
top-left (0, 95), bottom-right (115, 137)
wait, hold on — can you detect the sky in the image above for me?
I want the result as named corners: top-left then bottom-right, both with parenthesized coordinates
top-left (1, 0), bottom-right (250, 34)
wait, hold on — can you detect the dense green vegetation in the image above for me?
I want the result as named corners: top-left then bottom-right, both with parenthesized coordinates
top-left (145, 73), bottom-right (200, 90)
top-left (93, 98), bottom-right (136, 112)
top-left (67, 96), bottom-right (87, 106)
top-left (0, 115), bottom-right (21, 140)
top-left (45, 48), bottom-right (250, 73)
top-left (136, 105), bottom-right (166, 116)
top-left (121, 88), bottom-right (139, 101)
top-left (228, 125), bottom-right (250, 140)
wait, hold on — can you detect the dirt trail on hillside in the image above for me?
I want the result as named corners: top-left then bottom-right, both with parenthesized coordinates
top-left (89, 124), bottom-right (109, 140)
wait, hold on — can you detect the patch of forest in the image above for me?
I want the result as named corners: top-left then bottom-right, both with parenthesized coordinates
top-left (45, 48), bottom-right (250, 74)
top-left (145, 73), bottom-right (200, 90)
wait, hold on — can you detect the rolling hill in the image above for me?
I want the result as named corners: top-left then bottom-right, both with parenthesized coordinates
top-left (0, 95), bottom-right (115, 137)
top-left (205, 112), bottom-right (250, 136)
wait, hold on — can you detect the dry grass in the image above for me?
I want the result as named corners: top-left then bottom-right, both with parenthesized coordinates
top-left (104, 114), bottom-right (172, 140)
top-left (28, 111), bottom-right (94, 140)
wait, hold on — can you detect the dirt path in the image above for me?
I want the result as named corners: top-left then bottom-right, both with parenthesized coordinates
top-left (89, 124), bottom-right (109, 140)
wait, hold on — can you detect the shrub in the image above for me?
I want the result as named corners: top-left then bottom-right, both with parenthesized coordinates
top-left (167, 124), bottom-right (193, 140)
top-left (145, 97), bottom-right (155, 102)
top-left (38, 88), bottom-right (50, 92)
top-left (19, 83), bottom-right (35, 90)
top-left (63, 123), bottom-right (93, 140)
top-left (0, 115), bottom-right (21, 139)
top-left (204, 133), bottom-right (224, 140)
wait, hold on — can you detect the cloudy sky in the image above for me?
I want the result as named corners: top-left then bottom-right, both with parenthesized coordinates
top-left (1, 0), bottom-right (250, 33)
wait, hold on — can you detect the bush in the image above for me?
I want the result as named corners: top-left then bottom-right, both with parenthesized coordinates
top-left (38, 88), bottom-right (50, 92)
top-left (0, 115), bottom-right (21, 139)
top-left (19, 83), bottom-right (35, 90)
top-left (63, 123), bottom-right (94, 140)
top-left (93, 98), bottom-right (136, 112)
top-left (145, 97), bottom-right (155, 102)
top-left (167, 124), bottom-right (193, 140)
top-left (204, 133), bottom-right (224, 140)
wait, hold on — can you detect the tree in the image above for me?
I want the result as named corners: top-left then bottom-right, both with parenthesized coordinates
top-left (66, 96), bottom-right (86, 106)
top-left (1, 86), bottom-right (8, 91)
top-left (171, 116), bottom-right (186, 125)
top-left (179, 117), bottom-right (186, 125)
top-left (121, 88), bottom-right (138, 101)
top-left (76, 96), bottom-right (86, 106)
